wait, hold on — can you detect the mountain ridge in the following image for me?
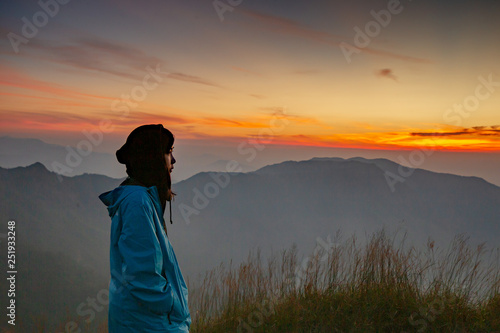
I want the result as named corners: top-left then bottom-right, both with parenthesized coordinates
top-left (1, 157), bottom-right (499, 282)
top-left (255, 157), bottom-right (496, 186)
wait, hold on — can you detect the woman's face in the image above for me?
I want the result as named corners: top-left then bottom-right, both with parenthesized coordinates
top-left (165, 147), bottom-right (176, 174)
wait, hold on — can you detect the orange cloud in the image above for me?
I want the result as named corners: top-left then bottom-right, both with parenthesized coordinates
top-left (236, 125), bottom-right (500, 152)
top-left (0, 110), bottom-right (99, 132)
top-left (3, 90), bottom-right (498, 152)
top-left (231, 66), bottom-right (263, 77)
top-left (0, 65), bottom-right (114, 101)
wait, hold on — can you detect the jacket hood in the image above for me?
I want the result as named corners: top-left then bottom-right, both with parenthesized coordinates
top-left (99, 185), bottom-right (162, 219)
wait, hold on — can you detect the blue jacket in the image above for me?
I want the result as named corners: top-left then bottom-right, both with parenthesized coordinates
top-left (99, 185), bottom-right (191, 332)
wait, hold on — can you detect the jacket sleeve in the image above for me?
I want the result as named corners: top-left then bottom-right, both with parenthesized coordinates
top-left (117, 191), bottom-right (176, 315)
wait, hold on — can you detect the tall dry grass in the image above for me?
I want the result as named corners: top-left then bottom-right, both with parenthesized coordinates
top-left (188, 229), bottom-right (500, 332)
top-left (18, 229), bottom-right (500, 332)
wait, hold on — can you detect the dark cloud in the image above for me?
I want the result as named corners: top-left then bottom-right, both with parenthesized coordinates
top-left (241, 9), bottom-right (431, 64)
top-left (28, 37), bottom-right (162, 80)
top-left (375, 68), bottom-right (398, 81)
top-left (167, 72), bottom-right (221, 88)
top-left (411, 126), bottom-right (500, 137)
top-left (22, 37), bottom-right (222, 88)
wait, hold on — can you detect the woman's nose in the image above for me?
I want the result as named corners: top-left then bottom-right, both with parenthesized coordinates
top-left (171, 154), bottom-right (176, 164)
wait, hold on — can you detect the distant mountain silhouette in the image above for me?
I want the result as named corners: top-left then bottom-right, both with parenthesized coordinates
top-left (1, 157), bottom-right (499, 328)
top-left (170, 157), bottom-right (500, 278)
top-left (3, 136), bottom-right (500, 186)
top-left (0, 163), bottom-right (119, 329)
top-left (0, 136), bottom-right (255, 182)
top-left (0, 136), bottom-right (124, 179)
top-left (0, 162), bottom-right (122, 277)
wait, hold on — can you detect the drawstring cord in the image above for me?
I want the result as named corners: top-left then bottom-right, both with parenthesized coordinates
top-left (170, 200), bottom-right (173, 224)
top-left (164, 200), bottom-right (173, 237)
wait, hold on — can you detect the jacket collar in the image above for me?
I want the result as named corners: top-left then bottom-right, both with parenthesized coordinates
top-left (99, 183), bottom-right (164, 225)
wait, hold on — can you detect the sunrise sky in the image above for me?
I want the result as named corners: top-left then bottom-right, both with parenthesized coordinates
top-left (1, 0), bottom-right (499, 156)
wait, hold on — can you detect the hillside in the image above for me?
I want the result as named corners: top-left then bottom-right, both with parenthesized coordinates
top-left (1, 157), bottom-right (499, 330)
top-left (0, 241), bottom-right (109, 332)
top-left (0, 162), bottom-right (122, 276)
top-left (2, 157), bottom-right (500, 281)
top-left (170, 157), bottom-right (500, 278)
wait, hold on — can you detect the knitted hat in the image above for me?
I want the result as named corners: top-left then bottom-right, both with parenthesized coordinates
top-left (116, 124), bottom-right (175, 215)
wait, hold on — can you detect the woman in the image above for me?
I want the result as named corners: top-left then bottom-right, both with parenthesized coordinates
top-left (99, 124), bottom-right (191, 332)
